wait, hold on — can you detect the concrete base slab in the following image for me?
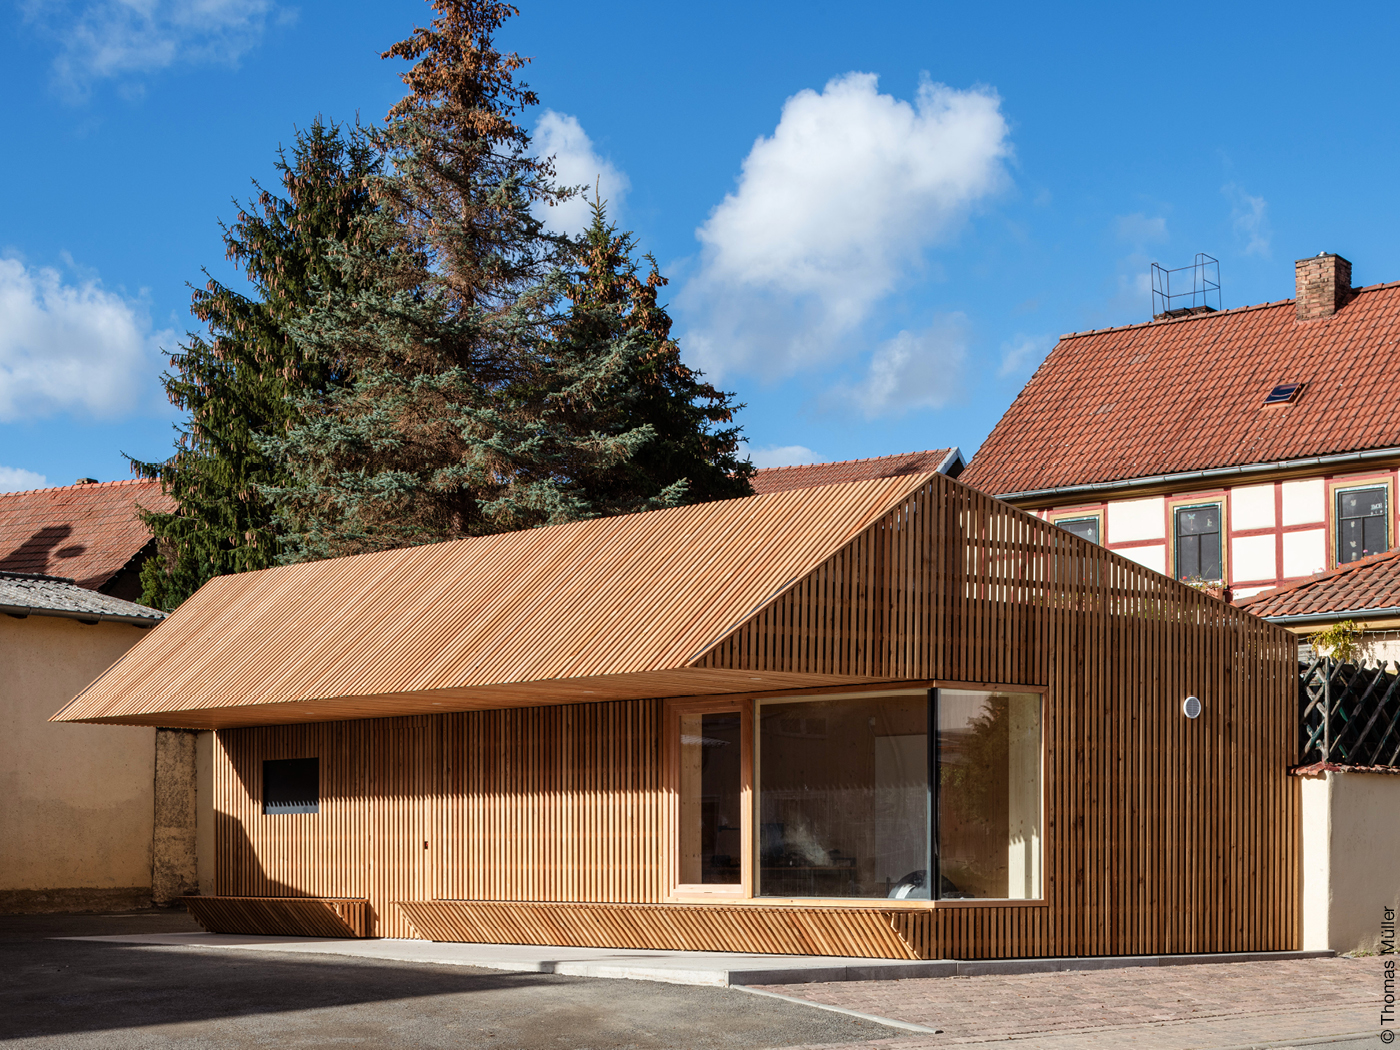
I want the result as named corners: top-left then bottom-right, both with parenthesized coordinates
top-left (61, 932), bottom-right (1333, 989)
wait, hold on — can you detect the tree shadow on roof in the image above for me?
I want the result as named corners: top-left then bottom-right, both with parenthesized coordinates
top-left (0, 525), bottom-right (84, 577)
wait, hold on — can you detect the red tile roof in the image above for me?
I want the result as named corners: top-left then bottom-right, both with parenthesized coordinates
top-left (0, 479), bottom-right (171, 591)
top-left (751, 449), bottom-right (961, 496)
top-left (960, 282), bottom-right (1400, 497)
top-left (1239, 548), bottom-right (1400, 620)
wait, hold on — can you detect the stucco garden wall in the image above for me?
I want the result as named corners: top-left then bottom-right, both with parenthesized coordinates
top-left (0, 616), bottom-right (156, 912)
top-left (1302, 769), bottom-right (1400, 953)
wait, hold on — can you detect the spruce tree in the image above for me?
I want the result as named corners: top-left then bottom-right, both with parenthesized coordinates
top-left (264, 1), bottom-right (647, 559)
top-left (551, 198), bottom-right (753, 511)
top-left (265, 0), bottom-right (752, 562)
top-left (130, 120), bottom-right (378, 609)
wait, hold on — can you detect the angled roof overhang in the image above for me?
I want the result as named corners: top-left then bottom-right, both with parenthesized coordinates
top-left (52, 475), bottom-right (937, 729)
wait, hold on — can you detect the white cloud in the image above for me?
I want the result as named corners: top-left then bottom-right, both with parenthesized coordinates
top-left (1115, 212), bottom-right (1169, 247)
top-left (1224, 184), bottom-right (1270, 257)
top-left (533, 111), bottom-right (631, 237)
top-left (998, 333), bottom-right (1053, 377)
top-left (0, 258), bottom-right (167, 421)
top-left (23, 0), bottom-right (277, 97)
top-left (678, 73), bottom-right (1010, 380)
top-left (0, 467), bottom-right (47, 493)
top-left (834, 316), bottom-right (967, 419)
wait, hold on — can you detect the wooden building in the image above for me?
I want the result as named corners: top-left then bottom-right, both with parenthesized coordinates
top-left (54, 472), bottom-right (1299, 960)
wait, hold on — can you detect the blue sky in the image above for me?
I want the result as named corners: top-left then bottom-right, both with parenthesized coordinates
top-left (2, 0), bottom-right (1399, 490)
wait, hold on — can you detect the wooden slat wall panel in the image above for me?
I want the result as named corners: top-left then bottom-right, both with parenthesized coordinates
top-left (187, 897), bottom-right (369, 938)
top-left (211, 474), bottom-right (1298, 957)
top-left (439, 700), bottom-right (666, 904)
top-left (397, 901), bottom-right (918, 960)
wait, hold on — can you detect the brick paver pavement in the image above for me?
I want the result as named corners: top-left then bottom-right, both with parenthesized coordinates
top-left (764, 957), bottom-right (1380, 1048)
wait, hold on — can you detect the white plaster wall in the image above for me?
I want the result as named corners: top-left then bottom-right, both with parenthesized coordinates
top-left (0, 617), bottom-right (155, 892)
top-left (1232, 484), bottom-right (1276, 531)
top-left (1301, 774), bottom-right (1331, 951)
top-left (1283, 479), bottom-right (1326, 525)
top-left (1117, 544), bottom-right (1166, 575)
top-left (1106, 497), bottom-right (1166, 542)
top-left (1302, 771), bottom-right (1400, 954)
top-left (1231, 534), bottom-right (1278, 583)
top-left (1283, 529), bottom-right (1328, 578)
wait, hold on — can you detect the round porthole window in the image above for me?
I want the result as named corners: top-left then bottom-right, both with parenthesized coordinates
top-left (1183, 696), bottom-right (1203, 719)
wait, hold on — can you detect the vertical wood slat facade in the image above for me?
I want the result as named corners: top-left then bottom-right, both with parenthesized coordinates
top-left (209, 475), bottom-right (1298, 956)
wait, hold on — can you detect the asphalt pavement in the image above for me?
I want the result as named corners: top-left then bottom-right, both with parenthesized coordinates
top-left (0, 911), bottom-right (894, 1049)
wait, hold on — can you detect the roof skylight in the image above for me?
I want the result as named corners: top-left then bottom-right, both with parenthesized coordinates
top-left (1264, 382), bottom-right (1304, 405)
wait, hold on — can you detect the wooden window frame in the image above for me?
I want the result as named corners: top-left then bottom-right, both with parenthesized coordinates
top-left (665, 697), bottom-right (753, 900)
top-left (1166, 494), bottom-right (1228, 583)
top-left (666, 681), bottom-right (1049, 909)
top-left (1328, 473), bottom-right (1395, 569)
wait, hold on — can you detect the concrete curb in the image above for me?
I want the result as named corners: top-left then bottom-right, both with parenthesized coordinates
top-left (59, 934), bottom-right (1335, 990)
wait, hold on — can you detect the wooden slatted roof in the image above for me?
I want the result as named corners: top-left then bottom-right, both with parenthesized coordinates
top-left (53, 475), bottom-right (935, 728)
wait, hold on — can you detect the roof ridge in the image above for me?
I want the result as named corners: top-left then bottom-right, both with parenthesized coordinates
top-left (0, 571), bottom-right (80, 585)
top-left (1238, 547), bottom-right (1400, 608)
top-left (1056, 280), bottom-right (1400, 343)
top-left (754, 448), bottom-right (950, 475)
top-left (0, 477), bottom-right (160, 499)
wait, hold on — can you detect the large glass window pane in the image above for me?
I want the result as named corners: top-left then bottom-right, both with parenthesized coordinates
top-left (758, 694), bottom-right (927, 899)
top-left (1175, 504), bottom-right (1222, 580)
top-left (936, 690), bottom-right (1042, 900)
top-left (678, 712), bottom-right (742, 884)
top-left (1337, 486), bottom-right (1388, 565)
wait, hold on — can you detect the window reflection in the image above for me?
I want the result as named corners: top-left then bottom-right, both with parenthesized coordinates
top-left (758, 694), bottom-right (928, 899)
top-left (752, 689), bottom-right (1042, 901)
top-left (936, 690), bottom-right (1042, 900)
top-left (678, 712), bottom-right (742, 884)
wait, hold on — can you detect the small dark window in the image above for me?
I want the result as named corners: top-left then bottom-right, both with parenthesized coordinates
top-left (1336, 486), bottom-right (1389, 565)
top-left (1174, 504), bottom-right (1222, 580)
top-left (1264, 382), bottom-right (1303, 405)
top-left (1057, 517), bottom-right (1100, 544)
top-left (263, 758), bottom-right (319, 814)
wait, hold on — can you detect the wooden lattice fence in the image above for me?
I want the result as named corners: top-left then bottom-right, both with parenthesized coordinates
top-left (1299, 658), bottom-right (1400, 767)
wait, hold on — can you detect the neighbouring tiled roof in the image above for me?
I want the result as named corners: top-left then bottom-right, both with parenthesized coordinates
top-left (751, 449), bottom-right (961, 496)
top-left (0, 572), bottom-right (165, 623)
top-left (0, 479), bottom-right (171, 591)
top-left (1239, 548), bottom-right (1400, 619)
top-left (960, 283), bottom-right (1400, 497)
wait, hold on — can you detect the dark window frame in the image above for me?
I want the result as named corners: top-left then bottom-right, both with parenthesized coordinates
top-left (1173, 502), bottom-right (1223, 581)
top-left (1335, 485), bottom-right (1390, 566)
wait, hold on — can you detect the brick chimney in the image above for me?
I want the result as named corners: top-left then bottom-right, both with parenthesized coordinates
top-left (1295, 253), bottom-right (1354, 321)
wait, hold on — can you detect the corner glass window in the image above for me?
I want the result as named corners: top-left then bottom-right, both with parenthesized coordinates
top-left (678, 712), bottom-right (742, 885)
top-left (1174, 503), bottom-right (1222, 580)
top-left (936, 690), bottom-right (1043, 900)
top-left (1337, 486), bottom-right (1388, 565)
top-left (263, 757), bottom-right (318, 815)
top-left (1056, 516), bottom-right (1100, 544)
top-left (755, 690), bottom-right (1041, 901)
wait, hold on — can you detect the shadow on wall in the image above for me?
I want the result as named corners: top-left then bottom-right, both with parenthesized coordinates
top-left (0, 525), bottom-right (86, 576)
